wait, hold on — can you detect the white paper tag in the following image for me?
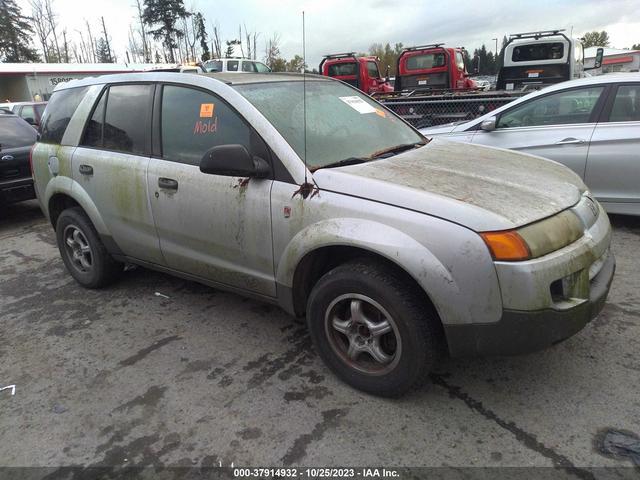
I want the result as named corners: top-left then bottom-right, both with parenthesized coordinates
top-left (506, 83), bottom-right (514, 90)
top-left (418, 80), bottom-right (427, 85)
top-left (527, 72), bottom-right (539, 78)
top-left (339, 96), bottom-right (377, 114)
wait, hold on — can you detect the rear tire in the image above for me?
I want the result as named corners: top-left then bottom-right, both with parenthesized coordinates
top-left (307, 259), bottom-right (441, 397)
top-left (56, 207), bottom-right (123, 288)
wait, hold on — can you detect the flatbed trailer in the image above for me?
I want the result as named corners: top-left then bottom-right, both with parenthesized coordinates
top-left (375, 89), bottom-right (528, 128)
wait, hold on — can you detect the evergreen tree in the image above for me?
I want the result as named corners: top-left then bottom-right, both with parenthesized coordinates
top-left (0, 0), bottom-right (40, 62)
top-left (96, 38), bottom-right (111, 63)
top-left (194, 12), bottom-right (210, 61)
top-left (142, 0), bottom-right (188, 63)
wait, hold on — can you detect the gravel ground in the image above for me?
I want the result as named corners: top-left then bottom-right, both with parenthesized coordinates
top-left (0, 200), bottom-right (639, 475)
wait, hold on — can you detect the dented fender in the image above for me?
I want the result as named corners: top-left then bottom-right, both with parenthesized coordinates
top-left (272, 189), bottom-right (503, 327)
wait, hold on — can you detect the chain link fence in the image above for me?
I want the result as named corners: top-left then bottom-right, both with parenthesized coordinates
top-left (379, 93), bottom-right (526, 129)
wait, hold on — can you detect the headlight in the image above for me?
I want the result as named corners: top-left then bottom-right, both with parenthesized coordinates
top-left (481, 210), bottom-right (584, 261)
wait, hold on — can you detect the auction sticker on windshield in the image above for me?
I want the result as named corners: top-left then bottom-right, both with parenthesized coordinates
top-left (339, 96), bottom-right (377, 114)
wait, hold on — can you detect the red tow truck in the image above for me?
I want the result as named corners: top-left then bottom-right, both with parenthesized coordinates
top-left (393, 43), bottom-right (477, 92)
top-left (319, 53), bottom-right (394, 95)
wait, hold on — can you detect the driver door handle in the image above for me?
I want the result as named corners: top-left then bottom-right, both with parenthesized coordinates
top-left (555, 137), bottom-right (585, 145)
top-left (158, 177), bottom-right (178, 190)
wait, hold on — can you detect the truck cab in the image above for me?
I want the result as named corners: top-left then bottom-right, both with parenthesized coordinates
top-left (320, 53), bottom-right (394, 95)
top-left (497, 30), bottom-right (585, 91)
top-left (395, 44), bottom-right (477, 92)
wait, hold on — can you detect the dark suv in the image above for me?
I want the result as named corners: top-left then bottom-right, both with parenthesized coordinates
top-left (0, 112), bottom-right (37, 205)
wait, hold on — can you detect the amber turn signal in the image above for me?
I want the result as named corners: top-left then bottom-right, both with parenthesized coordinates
top-left (480, 230), bottom-right (531, 261)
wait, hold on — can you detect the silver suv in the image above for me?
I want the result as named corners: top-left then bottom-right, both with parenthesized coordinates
top-left (32, 72), bottom-right (615, 396)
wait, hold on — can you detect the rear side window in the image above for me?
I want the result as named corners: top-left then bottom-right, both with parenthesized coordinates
top-left (160, 85), bottom-right (251, 166)
top-left (81, 89), bottom-right (107, 148)
top-left (608, 85), bottom-right (640, 122)
top-left (327, 62), bottom-right (357, 76)
top-left (81, 84), bottom-right (151, 154)
top-left (206, 60), bottom-right (222, 72)
top-left (405, 53), bottom-right (446, 70)
top-left (40, 87), bottom-right (88, 144)
top-left (0, 117), bottom-right (37, 149)
top-left (227, 61), bottom-right (239, 72)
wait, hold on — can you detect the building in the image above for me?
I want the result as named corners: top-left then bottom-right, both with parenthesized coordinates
top-left (584, 47), bottom-right (640, 74)
top-left (0, 63), bottom-right (166, 102)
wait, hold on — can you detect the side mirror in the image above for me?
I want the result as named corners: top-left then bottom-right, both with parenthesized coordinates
top-left (200, 144), bottom-right (270, 178)
top-left (594, 47), bottom-right (604, 69)
top-left (480, 116), bottom-right (497, 132)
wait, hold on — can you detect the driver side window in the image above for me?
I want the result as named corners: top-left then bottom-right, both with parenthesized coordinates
top-left (497, 87), bottom-right (604, 129)
top-left (160, 85), bottom-right (251, 166)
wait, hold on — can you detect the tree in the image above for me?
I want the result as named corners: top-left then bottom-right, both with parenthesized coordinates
top-left (96, 38), bottom-right (111, 63)
top-left (135, 0), bottom-right (150, 62)
top-left (142, 0), bottom-right (189, 63)
top-left (100, 16), bottom-right (113, 63)
top-left (631, 44), bottom-right (640, 50)
top-left (0, 0), bottom-right (40, 62)
top-left (194, 12), bottom-right (210, 61)
top-left (264, 33), bottom-right (282, 69)
top-left (582, 31), bottom-right (610, 48)
top-left (286, 55), bottom-right (305, 72)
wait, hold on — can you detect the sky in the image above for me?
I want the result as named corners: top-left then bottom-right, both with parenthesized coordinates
top-left (16, 0), bottom-right (640, 66)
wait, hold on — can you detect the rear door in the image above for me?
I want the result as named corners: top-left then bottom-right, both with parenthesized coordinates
top-left (72, 83), bottom-right (163, 264)
top-left (147, 84), bottom-right (275, 296)
top-left (471, 85), bottom-right (607, 179)
top-left (585, 83), bottom-right (640, 211)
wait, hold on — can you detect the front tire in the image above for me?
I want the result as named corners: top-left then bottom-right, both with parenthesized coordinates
top-left (56, 207), bottom-right (123, 288)
top-left (307, 259), bottom-right (441, 397)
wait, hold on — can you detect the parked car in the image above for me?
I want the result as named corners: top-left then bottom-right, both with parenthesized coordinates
top-left (0, 101), bottom-right (47, 130)
top-left (32, 72), bottom-right (614, 396)
top-left (203, 58), bottom-right (271, 73)
top-left (0, 112), bottom-right (38, 205)
top-left (420, 73), bottom-right (640, 216)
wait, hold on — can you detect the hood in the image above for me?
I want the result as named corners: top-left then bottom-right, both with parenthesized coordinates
top-left (419, 123), bottom-right (461, 135)
top-left (312, 138), bottom-right (585, 232)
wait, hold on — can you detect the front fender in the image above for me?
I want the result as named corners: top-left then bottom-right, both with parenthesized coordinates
top-left (277, 217), bottom-right (462, 325)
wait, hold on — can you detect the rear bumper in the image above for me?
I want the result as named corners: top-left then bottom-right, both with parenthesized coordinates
top-left (444, 251), bottom-right (615, 357)
top-left (0, 177), bottom-right (35, 204)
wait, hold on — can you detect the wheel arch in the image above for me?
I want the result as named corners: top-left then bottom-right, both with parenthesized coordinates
top-left (276, 219), bottom-right (456, 328)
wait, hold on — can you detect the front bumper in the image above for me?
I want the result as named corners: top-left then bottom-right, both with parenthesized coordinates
top-left (444, 251), bottom-right (614, 356)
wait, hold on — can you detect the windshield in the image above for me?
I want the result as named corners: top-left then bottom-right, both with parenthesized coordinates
top-left (0, 117), bottom-right (37, 149)
top-left (235, 80), bottom-right (423, 169)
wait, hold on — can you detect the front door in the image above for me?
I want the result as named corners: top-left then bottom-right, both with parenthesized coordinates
top-left (585, 83), bottom-right (640, 208)
top-left (147, 84), bottom-right (275, 297)
top-left (471, 85), bottom-right (607, 179)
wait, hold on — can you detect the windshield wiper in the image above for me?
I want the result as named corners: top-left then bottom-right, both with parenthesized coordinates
top-left (312, 157), bottom-right (369, 171)
top-left (370, 141), bottom-right (427, 159)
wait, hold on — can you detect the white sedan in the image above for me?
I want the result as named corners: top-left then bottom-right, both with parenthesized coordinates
top-left (420, 73), bottom-right (640, 216)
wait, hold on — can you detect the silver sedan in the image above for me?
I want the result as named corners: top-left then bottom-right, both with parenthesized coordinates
top-left (420, 73), bottom-right (640, 216)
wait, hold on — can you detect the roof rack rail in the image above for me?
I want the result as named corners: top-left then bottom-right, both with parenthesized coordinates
top-left (322, 52), bottom-right (357, 59)
top-left (403, 43), bottom-right (445, 52)
top-left (509, 29), bottom-right (565, 39)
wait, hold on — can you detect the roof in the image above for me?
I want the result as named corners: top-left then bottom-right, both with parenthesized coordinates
top-left (584, 47), bottom-right (640, 58)
top-left (54, 71), bottom-right (331, 91)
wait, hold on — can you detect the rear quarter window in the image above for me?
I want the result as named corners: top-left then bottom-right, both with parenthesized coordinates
top-left (0, 117), bottom-right (37, 149)
top-left (40, 87), bottom-right (89, 144)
